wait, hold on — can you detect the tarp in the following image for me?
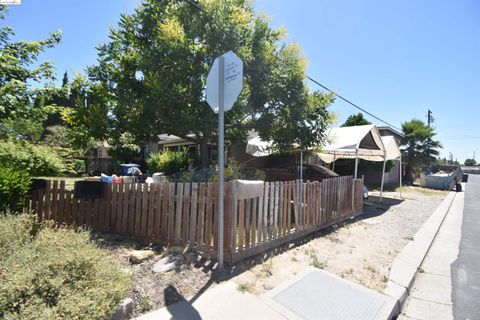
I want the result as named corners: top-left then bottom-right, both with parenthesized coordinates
top-left (317, 125), bottom-right (386, 163)
top-left (380, 135), bottom-right (401, 161)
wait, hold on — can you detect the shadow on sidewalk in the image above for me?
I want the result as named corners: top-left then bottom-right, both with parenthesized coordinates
top-left (165, 285), bottom-right (201, 320)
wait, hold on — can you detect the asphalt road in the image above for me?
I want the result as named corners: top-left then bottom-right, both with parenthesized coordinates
top-left (452, 174), bottom-right (480, 319)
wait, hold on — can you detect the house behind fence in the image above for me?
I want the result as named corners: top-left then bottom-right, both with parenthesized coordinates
top-left (29, 175), bottom-right (364, 263)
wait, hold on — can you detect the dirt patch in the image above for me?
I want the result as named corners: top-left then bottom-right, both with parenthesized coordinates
top-left (91, 234), bottom-right (218, 317)
top-left (231, 187), bottom-right (447, 294)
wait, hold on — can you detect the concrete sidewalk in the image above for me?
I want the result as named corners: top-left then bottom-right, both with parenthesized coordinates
top-left (137, 189), bottom-right (461, 320)
top-left (137, 281), bottom-right (286, 320)
top-left (137, 269), bottom-right (395, 320)
top-left (391, 188), bottom-right (464, 320)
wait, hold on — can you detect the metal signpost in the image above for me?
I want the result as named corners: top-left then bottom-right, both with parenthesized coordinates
top-left (206, 51), bottom-right (243, 270)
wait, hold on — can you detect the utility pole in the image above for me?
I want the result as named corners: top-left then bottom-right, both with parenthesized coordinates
top-left (427, 109), bottom-right (434, 127)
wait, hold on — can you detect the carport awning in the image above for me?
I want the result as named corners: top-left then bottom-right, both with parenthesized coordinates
top-left (317, 125), bottom-right (386, 163)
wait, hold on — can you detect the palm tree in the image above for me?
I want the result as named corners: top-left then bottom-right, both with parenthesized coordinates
top-left (401, 119), bottom-right (442, 184)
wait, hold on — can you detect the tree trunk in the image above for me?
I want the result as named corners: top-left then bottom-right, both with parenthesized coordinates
top-left (405, 164), bottom-right (414, 185)
top-left (199, 137), bottom-right (209, 169)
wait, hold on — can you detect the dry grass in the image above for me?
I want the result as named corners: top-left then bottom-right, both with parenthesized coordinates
top-left (395, 186), bottom-right (448, 196)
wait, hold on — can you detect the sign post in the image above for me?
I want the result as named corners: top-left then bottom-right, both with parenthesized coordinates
top-left (206, 51), bottom-right (243, 270)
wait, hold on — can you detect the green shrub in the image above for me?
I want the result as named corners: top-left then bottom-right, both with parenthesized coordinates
top-left (146, 148), bottom-right (192, 175)
top-left (0, 165), bottom-right (30, 213)
top-left (0, 214), bottom-right (41, 258)
top-left (0, 141), bottom-right (65, 176)
top-left (171, 159), bottom-right (266, 182)
top-left (0, 214), bottom-right (131, 320)
top-left (52, 146), bottom-right (85, 176)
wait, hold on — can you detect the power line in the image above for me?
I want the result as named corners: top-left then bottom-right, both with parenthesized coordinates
top-left (306, 76), bottom-right (402, 131)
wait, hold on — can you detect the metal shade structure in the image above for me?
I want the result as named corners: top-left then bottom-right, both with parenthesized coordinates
top-left (317, 125), bottom-right (402, 202)
top-left (317, 125), bottom-right (386, 166)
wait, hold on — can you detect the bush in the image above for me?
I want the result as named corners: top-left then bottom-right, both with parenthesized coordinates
top-left (0, 214), bottom-right (131, 320)
top-left (0, 141), bottom-right (65, 176)
top-left (0, 165), bottom-right (30, 213)
top-left (146, 148), bottom-right (192, 175)
top-left (52, 146), bottom-right (85, 176)
top-left (171, 159), bottom-right (266, 182)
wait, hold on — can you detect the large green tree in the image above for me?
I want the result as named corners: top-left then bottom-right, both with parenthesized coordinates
top-left (0, 6), bottom-right (61, 125)
top-left (88, 0), bottom-right (334, 167)
top-left (61, 74), bottom-right (112, 150)
top-left (401, 119), bottom-right (442, 183)
top-left (341, 113), bottom-right (370, 127)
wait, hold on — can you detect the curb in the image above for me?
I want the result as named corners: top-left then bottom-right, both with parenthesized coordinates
top-left (383, 190), bottom-right (457, 318)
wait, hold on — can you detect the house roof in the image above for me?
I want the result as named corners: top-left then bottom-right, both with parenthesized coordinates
top-left (377, 126), bottom-right (405, 138)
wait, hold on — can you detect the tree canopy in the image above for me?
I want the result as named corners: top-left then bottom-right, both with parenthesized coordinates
top-left (87, 0), bottom-right (334, 167)
top-left (341, 113), bottom-right (371, 127)
top-left (464, 158), bottom-right (476, 166)
top-left (0, 6), bottom-right (62, 124)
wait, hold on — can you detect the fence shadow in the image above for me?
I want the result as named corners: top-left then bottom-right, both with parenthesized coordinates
top-left (361, 196), bottom-right (404, 218)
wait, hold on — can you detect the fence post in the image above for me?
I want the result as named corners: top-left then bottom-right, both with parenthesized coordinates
top-left (351, 176), bottom-right (355, 213)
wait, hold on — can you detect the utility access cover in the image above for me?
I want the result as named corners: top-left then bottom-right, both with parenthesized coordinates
top-left (269, 269), bottom-right (387, 320)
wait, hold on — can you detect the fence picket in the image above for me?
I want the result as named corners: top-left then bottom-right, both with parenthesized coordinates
top-left (153, 183), bottom-right (162, 240)
top-left (158, 183), bottom-right (167, 240)
top-left (251, 196), bottom-right (257, 245)
top-left (189, 183), bottom-right (198, 244)
top-left (51, 181), bottom-right (58, 222)
top-left (174, 183), bottom-right (183, 245)
top-left (121, 183), bottom-right (130, 234)
top-left (205, 183), bottom-right (213, 249)
top-left (196, 183), bottom-right (206, 247)
top-left (257, 188), bottom-right (264, 243)
top-left (58, 181), bottom-right (65, 225)
top-left (44, 181), bottom-right (51, 221)
top-left (245, 198), bottom-right (251, 248)
top-left (30, 175), bottom-right (364, 264)
top-left (224, 182), bottom-right (233, 260)
top-left (141, 184), bottom-right (149, 238)
top-left (135, 184), bottom-right (143, 236)
top-left (167, 183), bottom-right (175, 243)
top-left (231, 182), bottom-right (238, 251)
top-left (238, 199), bottom-right (245, 250)
top-left (213, 184), bottom-right (218, 252)
top-left (103, 184), bottom-right (111, 230)
top-left (115, 184), bottom-right (124, 233)
top-left (262, 183), bottom-right (268, 241)
top-left (182, 183), bottom-right (191, 244)
top-left (64, 191), bottom-right (71, 225)
top-left (147, 183), bottom-right (156, 239)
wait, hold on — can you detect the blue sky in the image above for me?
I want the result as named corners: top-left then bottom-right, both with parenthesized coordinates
top-left (3, 0), bottom-right (480, 162)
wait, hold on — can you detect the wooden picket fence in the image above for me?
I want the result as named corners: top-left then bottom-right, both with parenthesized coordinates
top-left (28, 176), bottom-right (364, 263)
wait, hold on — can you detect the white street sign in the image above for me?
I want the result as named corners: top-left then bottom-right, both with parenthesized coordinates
top-left (206, 51), bottom-right (243, 113)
